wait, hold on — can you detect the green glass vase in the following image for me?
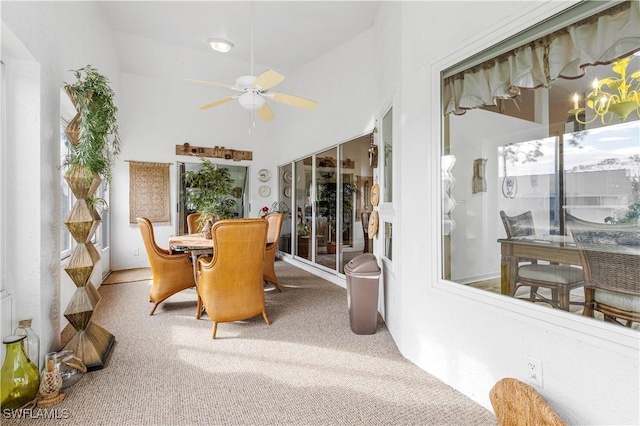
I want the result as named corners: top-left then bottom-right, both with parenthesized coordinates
top-left (1, 335), bottom-right (40, 410)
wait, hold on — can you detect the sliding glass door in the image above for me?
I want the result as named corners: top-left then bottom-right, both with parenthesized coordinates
top-left (280, 133), bottom-right (374, 274)
top-left (177, 161), bottom-right (248, 235)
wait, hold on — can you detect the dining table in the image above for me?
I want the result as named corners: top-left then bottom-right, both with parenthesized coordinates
top-left (168, 233), bottom-right (215, 277)
top-left (168, 234), bottom-right (214, 318)
top-left (498, 235), bottom-right (582, 296)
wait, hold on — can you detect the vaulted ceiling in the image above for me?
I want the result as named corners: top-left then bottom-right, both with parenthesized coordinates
top-left (99, 1), bottom-right (381, 76)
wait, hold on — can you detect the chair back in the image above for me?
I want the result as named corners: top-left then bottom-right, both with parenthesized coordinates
top-left (198, 219), bottom-right (269, 322)
top-left (137, 217), bottom-right (166, 261)
top-left (570, 227), bottom-right (640, 296)
top-left (500, 210), bottom-right (535, 238)
top-left (565, 212), bottom-right (638, 233)
top-left (490, 378), bottom-right (566, 426)
top-left (187, 213), bottom-right (201, 234)
top-left (265, 212), bottom-right (284, 244)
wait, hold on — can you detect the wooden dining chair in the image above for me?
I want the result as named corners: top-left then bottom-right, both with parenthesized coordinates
top-left (263, 212), bottom-right (284, 292)
top-left (136, 217), bottom-right (195, 315)
top-left (196, 219), bottom-right (270, 338)
top-left (490, 378), bottom-right (566, 426)
top-left (500, 210), bottom-right (584, 310)
top-left (566, 214), bottom-right (640, 327)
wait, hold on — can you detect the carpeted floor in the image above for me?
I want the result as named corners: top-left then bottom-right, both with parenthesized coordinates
top-left (8, 261), bottom-right (496, 425)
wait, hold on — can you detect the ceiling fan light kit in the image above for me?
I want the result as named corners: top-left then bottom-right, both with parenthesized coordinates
top-left (238, 92), bottom-right (265, 110)
top-left (187, 69), bottom-right (317, 120)
top-left (207, 38), bottom-right (234, 53)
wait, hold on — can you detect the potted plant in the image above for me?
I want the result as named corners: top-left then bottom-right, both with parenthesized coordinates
top-left (183, 158), bottom-right (237, 237)
top-left (63, 65), bottom-right (120, 185)
top-left (60, 64), bottom-right (119, 369)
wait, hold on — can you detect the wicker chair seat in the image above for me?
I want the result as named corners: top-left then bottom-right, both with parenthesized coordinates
top-left (595, 289), bottom-right (640, 313)
top-left (518, 265), bottom-right (583, 284)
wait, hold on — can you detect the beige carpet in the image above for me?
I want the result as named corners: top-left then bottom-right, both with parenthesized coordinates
top-left (9, 261), bottom-right (496, 426)
top-left (102, 267), bottom-right (152, 284)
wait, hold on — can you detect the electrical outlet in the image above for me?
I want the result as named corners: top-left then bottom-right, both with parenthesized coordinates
top-left (525, 356), bottom-right (543, 388)
top-left (133, 248), bottom-right (139, 256)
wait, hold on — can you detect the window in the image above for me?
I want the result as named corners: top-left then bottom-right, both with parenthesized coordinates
top-left (382, 107), bottom-right (393, 203)
top-left (441, 1), bottom-right (639, 327)
top-left (380, 106), bottom-right (394, 263)
top-left (1, 60), bottom-right (6, 297)
top-left (281, 133), bottom-right (375, 275)
top-left (60, 120), bottom-right (73, 259)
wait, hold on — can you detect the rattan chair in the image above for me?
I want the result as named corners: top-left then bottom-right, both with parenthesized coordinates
top-left (136, 217), bottom-right (195, 315)
top-left (263, 212), bottom-right (284, 292)
top-left (197, 219), bottom-right (270, 338)
top-left (490, 378), bottom-right (566, 426)
top-left (567, 215), bottom-right (640, 327)
top-left (500, 211), bottom-right (584, 310)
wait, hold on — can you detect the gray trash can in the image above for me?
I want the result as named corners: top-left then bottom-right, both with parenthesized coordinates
top-left (344, 253), bottom-right (380, 335)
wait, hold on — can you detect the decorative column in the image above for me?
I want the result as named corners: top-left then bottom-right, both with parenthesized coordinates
top-left (62, 91), bottom-right (115, 371)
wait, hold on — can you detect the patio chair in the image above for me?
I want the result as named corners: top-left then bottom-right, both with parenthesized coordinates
top-left (567, 216), bottom-right (640, 327)
top-left (500, 210), bottom-right (584, 310)
top-left (136, 217), bottom-right (195, 315)
top-left (187, 212), bottom-right (201, 234)
top-left (263, 212), bottom-right (284, 292)
top-left (197, 219), bottom-right (270, 338)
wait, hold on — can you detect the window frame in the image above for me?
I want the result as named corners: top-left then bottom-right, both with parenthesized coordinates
top-left (0, 60), bottom-right (6, 298)
top-left (378, 103), bottom-right (395, 266)
top-left (431, 0), bottom-right (639, 347)
top-left (60, 118), bottom-right (74, 260)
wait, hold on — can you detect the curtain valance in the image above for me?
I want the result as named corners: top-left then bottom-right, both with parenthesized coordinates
top-left (443, 1), bottom-right (640, 115)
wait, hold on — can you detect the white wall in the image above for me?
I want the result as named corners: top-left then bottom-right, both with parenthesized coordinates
top-left (2, 1), bottom-right (120, 360)
top-left (393, 2), bottom-right (639, 425)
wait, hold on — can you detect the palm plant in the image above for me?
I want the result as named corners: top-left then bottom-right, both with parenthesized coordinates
top-left (184, 158), bottom-right (236, 226)
top-left (63, 65), bottom-right (120, 185)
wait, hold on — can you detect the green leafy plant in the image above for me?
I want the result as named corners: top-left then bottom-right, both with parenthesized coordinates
top-left (184, 158), bottom-right (236, 224)
top-left (63, 65), bottom-right (120, 185)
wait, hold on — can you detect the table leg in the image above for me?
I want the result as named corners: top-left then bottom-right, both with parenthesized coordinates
top-left (501, 254), bottom-right (517, 296)
top-left (191, 252), bottom-right (204, 319)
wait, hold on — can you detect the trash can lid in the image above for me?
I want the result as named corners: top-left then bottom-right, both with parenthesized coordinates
top-left (345, 253), bottom-right (380, 276)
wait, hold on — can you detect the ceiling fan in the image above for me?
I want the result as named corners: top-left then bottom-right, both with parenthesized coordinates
top-left (185, 70), bottom-right (318, 121)
top-left (186, 2), bottom-right (317, 122)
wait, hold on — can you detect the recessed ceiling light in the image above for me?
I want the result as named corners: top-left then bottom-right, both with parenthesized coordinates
top-left (207, 38), bottom-right (234, 53)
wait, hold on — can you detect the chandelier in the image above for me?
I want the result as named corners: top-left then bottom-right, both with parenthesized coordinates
top-left (569, 57), bottom-right (640, 125)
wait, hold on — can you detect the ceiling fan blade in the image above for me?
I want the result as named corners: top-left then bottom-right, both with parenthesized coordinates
top-left (185, 79), bottom-right (241, 91)
top-left (269, 92), bottom-right (318, 110)
top-left (253, 70), bottom-right (285, 91)
top-left (257, 102), bottom-right (275, 121)
top-left (198, 96), bottom-right (236, 110)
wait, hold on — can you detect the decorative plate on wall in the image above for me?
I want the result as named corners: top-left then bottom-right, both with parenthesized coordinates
top-left (259, 185), bottom-right (271, 197)
top-left (368, 210), bottom-right (379, 236)
top-left (258, 169), bottom-right (271, 182)
top-left (283, 170), bottom-right (292, 184)
top-left (232, 186), bottom-right (243, 198)
top-left (370, 183), bottom-right (380, 206)
top-left (283, 186), bottom-right (292, 198)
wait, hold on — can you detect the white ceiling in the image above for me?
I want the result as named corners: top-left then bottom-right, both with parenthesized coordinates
top-left (99, 1), bottom-right (381, 74)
